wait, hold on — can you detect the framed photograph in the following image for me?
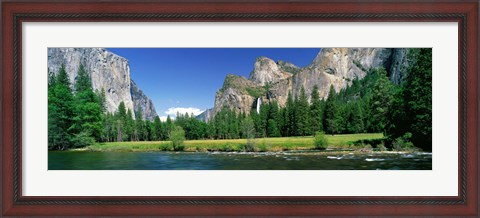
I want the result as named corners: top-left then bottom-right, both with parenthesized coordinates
top-left (1, 0), bottom-right (478, 216)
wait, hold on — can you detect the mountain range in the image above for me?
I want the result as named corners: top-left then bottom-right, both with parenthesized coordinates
top-left (47, 48), bottom-right (411, 122)
top-left (198, 48), bottom-right (411, 121)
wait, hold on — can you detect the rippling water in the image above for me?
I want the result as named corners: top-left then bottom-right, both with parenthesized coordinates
top-left (48, 151), bottom-right (432, 170)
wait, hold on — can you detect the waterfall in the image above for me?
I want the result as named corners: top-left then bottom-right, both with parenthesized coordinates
top-left (256, 97), bottom-right (262, 114)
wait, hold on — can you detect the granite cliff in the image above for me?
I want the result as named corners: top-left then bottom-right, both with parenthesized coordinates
top-left (47, 48), bottom-right (158, 120)
top-left (130, 80), bottom-right (158, 121)
top-left (200, 48), bottom-right (411, 121)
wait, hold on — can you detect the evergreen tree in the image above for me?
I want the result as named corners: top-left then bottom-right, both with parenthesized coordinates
top-left (347, 102), bottom-right (365, 133)
top-left (213, 107), bottom-right (228, 139)
top-left (125, 109), bottom-right (134, 141)
top-left (101, 113), bottom-right (115, 142)
top-left (296, 87), bottom-right (311, 136)
top-left (165, 115), bottom-right (174, 138)
top-left (243, 116), bottom-right (256, 151)
top-left (117, 101), bottom-right (127, 119)
top-left (336, 104), bottom-right (348, 133)
top-left (48, 65), bottom-right (74, 150)
top-left (206, 122), bottom-right (216, 139)
top-left (249, 107), bottom-right (258, 138)
top-left (276, 107), bottom-right (288, 137)
top-left (405, 48), bottom-right (432, 150)
top-left (134, 107), bottom-right (146, 141)
top-left (114, 101), bottom-right (127, 142)
top-left (285, 92), bottom-right (296, 136)
top-left (70, 64), bottom-right (103, 146)
top-left (238, 112), bottom-right (247, 138)
top-left (229, 110), bottom-right (240, 139)
top-left (324, 85), bottom-right (339, 135)
top-left (97, 89), bottom-right (108, 142)
top-left (368, 68), bottom-right (394, 133)
top-left (385, 87), bottom-right (408, 142)
top-left (153, 116), bottom-right (162, 141)
top-left (267, 101), bottom-right (281, 137)
top-left (257, 102), bottom-right (269, 137)
top-left (145, 120), bottom-right (153, 141)
top-left (115, 119), bottom-right (123, 142)
top-left (310, 85), bottom-right (323, 134)
top-left (267, 119), bottom-right (280, 137)
top-left (48, 72), bottom-right (59, 148)
top-left (97, 88), bottom-right (107, 113)
top-left (74, 65), bottom-right (91, 93)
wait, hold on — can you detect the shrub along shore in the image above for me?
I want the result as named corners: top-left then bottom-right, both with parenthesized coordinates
top-left (79, 133), bottom-right (385, 152)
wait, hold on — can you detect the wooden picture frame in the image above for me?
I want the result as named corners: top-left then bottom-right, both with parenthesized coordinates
top-left (1, 0), bottom-right (478, 216)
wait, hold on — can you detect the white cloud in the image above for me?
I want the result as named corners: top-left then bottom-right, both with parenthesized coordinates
top-left (164, 107), bottom-right (204, 117)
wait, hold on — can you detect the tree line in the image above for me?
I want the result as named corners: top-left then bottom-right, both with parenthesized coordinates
top-left (48, 48), bottom-right (431, 151)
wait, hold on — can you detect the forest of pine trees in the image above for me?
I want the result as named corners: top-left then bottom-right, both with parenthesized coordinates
top-left (48, 64), bottom-right (103, 150)
top-left (48, 48), bottom-right (432, 151)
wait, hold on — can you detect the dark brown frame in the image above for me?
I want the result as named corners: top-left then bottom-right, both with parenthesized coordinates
top-left (1, 0), bottom-right (478, 216)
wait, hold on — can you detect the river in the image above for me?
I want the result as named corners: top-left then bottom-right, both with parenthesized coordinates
top-left (48, 151), bottom-right (432, 170)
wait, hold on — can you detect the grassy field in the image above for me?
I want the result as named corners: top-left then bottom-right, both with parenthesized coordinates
top-left (85, 133), bottom-right (383, 152)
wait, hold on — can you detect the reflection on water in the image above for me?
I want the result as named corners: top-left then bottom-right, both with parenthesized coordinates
top-left (48, 151), bottom-right (432, 170)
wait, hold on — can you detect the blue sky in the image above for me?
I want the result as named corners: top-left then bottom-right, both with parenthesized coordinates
top-left (107, 48), bottom-right (320, 120)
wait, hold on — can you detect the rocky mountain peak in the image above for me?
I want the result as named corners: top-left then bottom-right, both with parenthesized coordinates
top-left (277, 60), bottom-right (300, 74)
top-left (221, 74), bottom-right (257, 92)
top-left (248, 56), bottom-right (292, 86)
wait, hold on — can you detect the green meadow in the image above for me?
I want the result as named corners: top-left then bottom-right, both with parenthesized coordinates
top-left (85, 133), bottom-right (383, 152)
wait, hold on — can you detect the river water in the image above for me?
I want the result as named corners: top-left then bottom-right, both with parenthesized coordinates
top-left (48, 151), bottom-right (432, 170)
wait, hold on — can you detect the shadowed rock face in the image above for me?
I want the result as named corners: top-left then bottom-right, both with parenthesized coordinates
top-left (206, 48), bottom-right (410, 121)
top-left (196, 108), bottom-right (214, 122)
top-left (130, 80), bottom-right (158, 121)
top-left (48, 48), bottom-right (158, 120)
top-left (389, 48), bottom-right (410, 84)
